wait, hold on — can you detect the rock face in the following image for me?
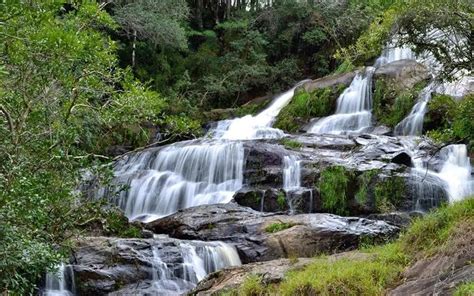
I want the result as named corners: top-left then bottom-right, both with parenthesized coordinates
top-left (374, 60), bottom-right (430, 90)
top-left (71, 236), bottom-right (241, 295)
top-left (146, 203), bottom-right (399, 263)
top-left (389, 222), bottom-right (474, 295)
top-left (302, 70), bottom-right (358, 93)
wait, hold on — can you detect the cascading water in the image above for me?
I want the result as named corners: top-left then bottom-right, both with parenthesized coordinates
top-left (283, 155), bottom-right (301, 190)
top-left (308, 67), bottom-right (375, 134)
top-left (394, 81), bottom-right (436, 136)
top-left (107, 141), bottom-right (244, 222)
top-left (149, 238), bottom-right (241, 295)
top-left (211, 80), bottom-right (310, 140)
top-left (375, 44), bottom-right (415, 67)
top-left (437, 145), bottom-right (474, 202)
top-left (42, 264), bottom-right (75, 296)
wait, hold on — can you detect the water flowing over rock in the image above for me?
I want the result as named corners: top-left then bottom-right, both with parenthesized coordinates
top-left (146, 203), bottom-right (399, 263)
top-left (394, 81), bottom-right (436, 136)
top-left (308, 68), bottom-right (375, 135)
top-left (71, 236), bottom-right (240, 295)
top-left (210, 80), bottom-right (310, 140)
top-left (42, 264), bottom-right (75, 296)
top-left (375, 44), bottom-right (415, 67)
top-left (101, 140), bottom-right (244, 222)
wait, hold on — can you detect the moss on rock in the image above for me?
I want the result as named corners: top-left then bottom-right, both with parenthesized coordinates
top-left (274, 86), bottom-right (344, 132)
top-left (373, 79), bottom-right (426, 128)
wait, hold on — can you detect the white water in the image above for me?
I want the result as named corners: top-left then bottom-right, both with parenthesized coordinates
top-left (283, 155), bottom-right (301, 190)
top-left (394, 81), bottom-right (436, 136)
top-left (211, 80), bottom-right (310, 140)
top-left (308, 68), bottom-right (375, 134)
top-left (150, 240), bottom-right (241, 295)
top-left (437, 145), bottom-right (474, 202)
top-left (43, 264), bottom-right (75, 296)
top-left (109, 141), bottom-right (244, 222)
top-left (375, 44), bottom-right (415, 67)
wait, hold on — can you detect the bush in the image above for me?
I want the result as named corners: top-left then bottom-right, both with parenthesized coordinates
top-left (280, 139), bottom-right (303, 149)
top-left (424, 94), bottom-right (457, 131)
top-left (265, 222), bottom-right (296, 233)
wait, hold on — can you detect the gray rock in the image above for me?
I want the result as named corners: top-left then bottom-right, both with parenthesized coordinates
top-left (302, 70), bottom-right (359, 93)
top-left (146, 203), bottom-right (399, 263)
top-left (374, 60), bottom-right (431, 90)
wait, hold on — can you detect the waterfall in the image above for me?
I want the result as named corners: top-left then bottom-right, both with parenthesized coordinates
top-left (437, 145), bottom-right (474, 202)
top-left (308, 67), bottom-right (375, 134)
top-left (283, 155), bottom-right (301, 190)
top-left (394, 81), bottom-right (436, 136)
top-left (375, 44), bottom-right (415, 67)
top-left (211, 80), bottom-right (310, 140)
top-left (109, 141), bottom-right (244, 222)
top-left (150, 239), bottom-right (241, 294)
top-left (43, 264), bottom-right (75, 296)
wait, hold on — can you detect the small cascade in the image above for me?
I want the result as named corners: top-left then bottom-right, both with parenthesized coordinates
top-left (150, 239), bottom-right (241, 294)
top-left (308, 67), bottom-right (375, 134)
top-left (394, 81), bottom-right (436, 136)
top-left (211, 80), bottom-right (310, 140)
top-left (437, 145), bottom-right (474, 202)
top-left (108, 140), bottom-right (244, 222)
top-left (283, 155), bottom-right (301, 190)
top-left (43, 264), bottom-right (75, 296)
top-left (375, 44), bottom-right (415, 67)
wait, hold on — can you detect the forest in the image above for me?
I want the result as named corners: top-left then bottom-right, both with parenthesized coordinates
top-left (0, 0), bottom-right (472, 295)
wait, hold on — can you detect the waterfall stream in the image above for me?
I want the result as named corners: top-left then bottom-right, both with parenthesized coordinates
top-left (43, 264), bottom-right (75, 296)
top-left (149, 237), bottom-right (241, 295)
top-left (308, 67), bottom-right (375, 135)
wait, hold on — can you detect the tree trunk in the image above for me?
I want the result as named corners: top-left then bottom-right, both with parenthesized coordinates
top-left (132, 29), bottom-right (137, 68)
top-left (226, 0), bottom-right (231, 20)
top-left (196, 0), bottom-right (203, 30)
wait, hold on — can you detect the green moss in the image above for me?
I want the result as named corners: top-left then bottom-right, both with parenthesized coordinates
top-left (235, 99), bottom-right (270, 117)
top-left (355, 169), bottom-right (380, 205)
top-left (275, 86), bottom-right (343, 132)
top-left (373, 80), bottom-right (425, 127)
top-left (233, 198), bottom-right (474, 296)
top-left (280, 138), bottom-right (303, 149)
top-left (265, 222), bottom-right (296, 233)
top-left (374, 176), bottom-right (405, 213)
top-left (454, 282), bottom-right (474, 296)
top-left (277, 192), bottom-right (287, 209)
top-left (318, 166), bottom-right (354, 215)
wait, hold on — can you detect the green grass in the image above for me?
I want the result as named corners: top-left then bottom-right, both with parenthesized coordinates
top-left (355, 169), bottom-right (379, 205)
top-left (374, 176), bottom-right (405, 213)
top-left (231, 198), bottom-right (474, 295)
top-left (277, 192), bottom-right (287, 209)
top-left (454, 282), bottom-right (474, 296)
top-left (318, 166), bottom-right (353, 215)
top-left (280, 138), bottom-right (303, 149)
top-left (265, 222), bottom-right (296, 233)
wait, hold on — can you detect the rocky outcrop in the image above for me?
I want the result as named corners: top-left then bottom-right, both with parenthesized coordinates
top-left (374, 60), bottom-right (430, 90)
top-left (189, 258), bottom-right (314, 295)
top-left (302, 70), bottom-right (358, 93)
top-left (146, 203), bottom-right (399, 263)
top-left (389, 221), bottom-right (474, 295)
top-left (189, 251), bottom-right (371, 296)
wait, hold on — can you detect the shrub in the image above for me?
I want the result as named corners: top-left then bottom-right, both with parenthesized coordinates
top-left (265, 222), bottom-right (296, 233)
top-left (280, 139), bottom-right (303, 149)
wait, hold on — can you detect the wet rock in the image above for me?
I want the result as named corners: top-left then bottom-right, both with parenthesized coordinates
top-left (234, 188), bottom-right (289, 213)
top-left (374, 60), bottom-right (430, 90)
top-left (286, 188), bottom-right (320, 214)
top-left (391, 152), bottom-right (413, 167)
top-left (146, 203), bottom-right (399, 263)
top-left (366, 212), bottom-right (417, 228)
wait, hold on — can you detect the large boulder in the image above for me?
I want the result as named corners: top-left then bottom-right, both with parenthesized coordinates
top-left (146, 203), bottom-right (399, 263)
top-left (374, 60), bottom-right (430, 91)
top-left (302, 70), bottom-right (358, 93)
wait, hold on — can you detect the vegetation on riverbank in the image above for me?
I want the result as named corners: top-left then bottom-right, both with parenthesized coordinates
top-left (229, 198), bottom-right (474, 295)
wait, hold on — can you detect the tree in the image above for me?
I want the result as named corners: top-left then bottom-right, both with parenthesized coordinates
top-left (113, 0), bottom-right (189, 67)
